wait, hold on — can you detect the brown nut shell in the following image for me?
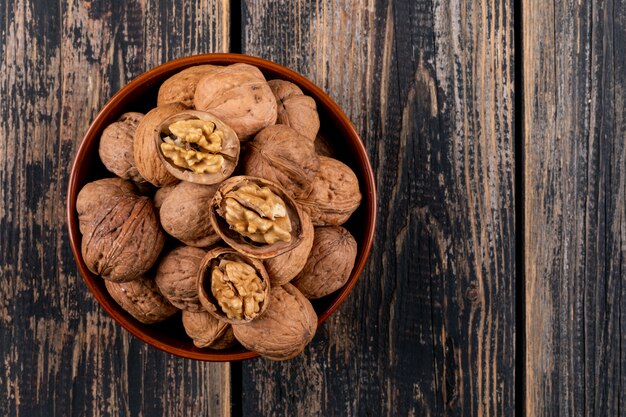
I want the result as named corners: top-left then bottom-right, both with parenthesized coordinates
top-left (157, 65), bottom-right (218, 107)
top-left (193, 63), bottom-right (277, 140)
top-left (159, 181), bottom-right (221, 247)
top-left (181, 310), bottom-right (236, 349)
top-left (76, 178), bottom-right (138, 234)
top-left (152, 184), bottom-right (175, 210)
top-left (155, 246), bottom-right (207, 311)
top-left (232, 284), bottom-right (317, 361)
top-left (264, 210), bottom-right (314, 286)
top-left (243, 124), bottom-right (320, 199)
top-left (98, 112), bottom-right (146, 183)
top-left (292, 226), bottom-right (357, 299)
top-left (77, 179), bottom-right (165, 282)
top-left (155, 110), bottom-right (240, 184)
top-left (297, 156), bottom-right (362, 226)
top-left (209, 176), bottom-right (306, 259)
top-left (105, 275), bottom-right (178, 324)
top-left (268, 80), bottom-right (319, 142)
top-left (197, 247), bottom-right (271, 324)
top-left (134, 103), bottom-right (187, 187)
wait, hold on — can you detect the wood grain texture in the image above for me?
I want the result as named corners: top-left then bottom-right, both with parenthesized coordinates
top-left (0, 1), bottom-right (230, 416)
top-left (523, 0), bottom-right (626, 416)
top-left (241, 1), bottom-right (516, 415)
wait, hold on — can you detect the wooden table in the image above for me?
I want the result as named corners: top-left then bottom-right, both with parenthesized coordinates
top-left (1, 0), bottom-right (624, 416)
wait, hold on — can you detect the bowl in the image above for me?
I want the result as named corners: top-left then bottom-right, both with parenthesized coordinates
top-left (66, 53), bottom-right (377, 361)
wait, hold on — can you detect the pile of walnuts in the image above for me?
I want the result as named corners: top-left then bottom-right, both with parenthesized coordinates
top-left (77, 63), bottom-right (361, 360)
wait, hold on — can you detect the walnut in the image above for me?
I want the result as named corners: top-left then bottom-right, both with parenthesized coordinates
top-left (268, 80), bottom-right (319, 141)
top-left (210, 176), bottom-right (307, 259)
top-left (297, 156), bottom-right (362, 226)
top-left (159, 181), bottom-right (221, 247)
top-left (193, 63), bottom-right (277, 140)
top-left (77, 178), bottom-right (165, 282)
top-left (105, 274), bottom-right (178, 324)
top-left (157, 65), bottom-right (218, 107)
top-left (197, 247), bottom-right (270, 324)
top-left (292, 226), bottom-right (357, 299)
top-left (152, 184), bottom-right (175, 210)
top-left (264, 211), bottom-right (314, 286)
top-left (134, 103), bottom-right (186, 187)
top-left (155, 246), bottom-right (206, 312)
top-left (181, 310), bottom-right (236, 349)
top-left (98, 112), bottom-right (146, 183)
top-left (232, 284), bottom-right (317, 361)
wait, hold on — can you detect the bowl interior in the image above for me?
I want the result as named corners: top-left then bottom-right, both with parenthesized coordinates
top-left (67, 54), bottom-right (377, 361)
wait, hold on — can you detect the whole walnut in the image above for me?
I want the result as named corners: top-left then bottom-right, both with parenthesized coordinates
top-left (155, 246), bottom-right (207, 311)
top-left (98, 112), bottom-right (146, 183)
top-left (152, 184), bottom-right (175, 210)
top-left (77, 178), bottom-right (165, 282)
top-left (159, 181), bottom-right (220, 247)
top-left (105, 275), bottom-right (178, 324)
top-left (193, 63), bottom-right (277, 140)
top-left (268, 80), bottom-right (319, 142)
top-left (292, 226), bottom-right (357, 299)
top-left (264, 210), bottom-right (314, 286)
top-left (157, 65), bottom-right (218, 107)
top-left (232, 284), bottom-right (317, 361)
top-left (243, 124), bottom-right (320, 199)
top-left (297, 156), bottom-right (362, 226)
top-left (134, 103), bottom-right (186, 187)
top-left (182, 310), bottom-right (236, 349)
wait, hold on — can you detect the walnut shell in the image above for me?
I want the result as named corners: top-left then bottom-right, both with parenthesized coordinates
top-left (232, 284), bottom-right (317, 361)
top-left (197, 247), bottom-right (271, 324)
top-left (297, 156), bottom-right (362, 226)
top-left (105, 275), bottom-right (178, 324)
top-left (292, 226), bottom-right (357, 299)
top-left (155, 110), bottom-right (240, 184)
top-left (152, 184), bottom-right (175, 210)
top-left (181, 310), bottom-right (236, 349)
top-left (155, 246), bottom-right (206, 311)
top-left (98, 112), bottom-right (146, 183)
top-left (243, 124), bottom-right (320, 199)
top-left (157, 65), bottom-right (218, 107)
top-left (77, 179), bottom-right (165, 282)
top-left (76, 177), bottom-right (138, 234)
top-left (193, 63), bottom-right (277, 140)
top-left (268, 80), bottom-right (319, 141)
top-left (134, 103), bottom-right (186, 187)
top-left (209, 176), bottom-right (307, 259)
top-left (264, 210), bottom-right (314, 286)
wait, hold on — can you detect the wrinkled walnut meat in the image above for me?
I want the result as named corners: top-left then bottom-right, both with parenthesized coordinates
top-left (210, 176), bottom-right (306, 259)
top-left (157, 111), bottom-right (240, 184)
top-left (268, 79), bottom-right (320, 142)
top-left (105, 275), bottom-right (177, 324)
top-left (197, 247), bottom-right (270, 324)
top-left (181, 310), bottom-right (235, 349)
top-left (99, 112), bottom-right (146, 183)
top-left (155, 246), bottom-right (206, 312)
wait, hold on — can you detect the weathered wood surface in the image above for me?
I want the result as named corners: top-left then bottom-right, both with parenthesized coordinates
top-left (241, 1), bottom-right (516, 416)
top-left (523, 0), bottom-right (626, 416)
top-left (0, 1), bottom-right (231, 416)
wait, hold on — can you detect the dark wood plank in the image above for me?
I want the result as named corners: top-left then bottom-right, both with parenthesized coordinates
top-left (0, 1), bottom-right (231, 416)
top-left (241, 1), bottom-right (516, 415)
top-left (523, 0), bottom-right (626, 415)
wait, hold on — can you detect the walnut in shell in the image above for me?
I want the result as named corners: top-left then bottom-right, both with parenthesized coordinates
top-left (292, 226), bottom-right (357, 299)
top-left (209, 176), bottom-right (307, 259)
top-left (98, 112), bottom-right (146, 183)
top-left (155, 246), bottom-right (207, 312)
top-left (264, 210), bottom-right (314, 286)
top-left (77, 178), bottom-right (165, 282)
top-left (157, 65), bottom-right (218, 107)
top-left (156, 110), bottom-right (240, 184)
top-left (134, 103), bottom-right (186, 187)
top-left (182, 310), bottom-right (236, 349)
top-left (297, 156), bottom-right (362, 226)
top-left (232, 284), bottom-right (317, 361)
top-left (76, 177), bottom-right (138, 234)
top-left (159, 181), bottom-right (221, 247)
top-left (197, 247), bottom-right (270, 324)
top-left (243, 124), bottom-right (320, 199)
top-left (105, 275), bottom-right (178, 324)
top-left (268, 79), bottom-right (319, 141)
top-left (153, 184), bottom-right (175, 210)
top-left (193, 63), bottom-right (277, 140)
